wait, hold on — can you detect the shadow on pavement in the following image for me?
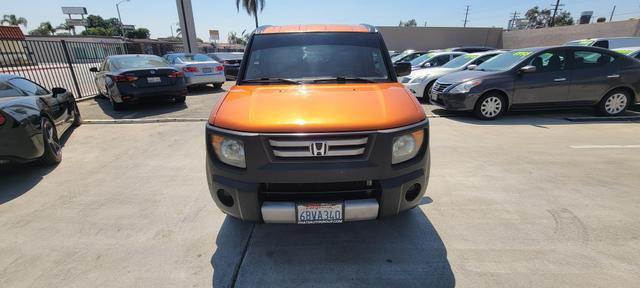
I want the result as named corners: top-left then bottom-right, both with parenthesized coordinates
top-left (428, 106), bottom-right (640, 126)
top-left (211, 205), bottom-right (454, 288)
top-left (92, 97), bottom-right (188, 119)
top-left (187, 85), bottom-right (226, 96)
top-left (0, 126), bottom-right (76, 205)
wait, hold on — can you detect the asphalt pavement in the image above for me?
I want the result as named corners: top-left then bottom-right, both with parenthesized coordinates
top-left (1, 109), bottom-right (640, 287)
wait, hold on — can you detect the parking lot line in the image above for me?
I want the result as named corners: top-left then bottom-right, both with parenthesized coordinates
top-left (570, 144), bottom-right (640, 149)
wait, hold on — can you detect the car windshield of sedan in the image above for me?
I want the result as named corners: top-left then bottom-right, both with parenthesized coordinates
top-left (442, 53), bottom-right (479, 68)
top-left (242, 33), bottom-right (390, 83)
top-left (408, 53), bottom-right (435, 66)
top-left (476, 50), bottom-right (533, 71)
top-left (178, 54), bottom-right (214, 62)
top-left (111, 56), bottom-right (169, 70)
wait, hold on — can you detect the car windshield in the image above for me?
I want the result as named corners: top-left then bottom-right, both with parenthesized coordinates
top-left (178, 54), bottom-right (214, 62)
top-left (476, 50), bottom-right (533, 71)
top-left (409, 53), bottom-right (435, 66)
top-left (242, 32), bottom-right (390, 83)
top-left (111, 56), bottom-right (169, 70)
top-left (391, 50), bottom-right (414, 61)
top-left (442, 53), bottom-right (479, 68)
top-left (566, 39), bottom-right (595, 46)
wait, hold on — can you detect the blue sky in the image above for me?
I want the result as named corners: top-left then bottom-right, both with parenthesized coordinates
top-left (5, 0), bottom-right (640, 41)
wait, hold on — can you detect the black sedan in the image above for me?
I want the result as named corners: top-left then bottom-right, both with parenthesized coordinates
top-left (90, 54), bottom-right (187, 110)
top-left (0, 74), bottom-right (80, 165)
top-left (430, 46), bottom-right (640, 119)
top-left (207, 52), bottom-right (243, 80)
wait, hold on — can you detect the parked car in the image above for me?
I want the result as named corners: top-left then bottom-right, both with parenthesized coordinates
top-left (391, 49), bottom-right (415, 62)
top-left (90, 54), bottom-right (187, 110)
top-left (388, 50), bottom-right (400, 58)
top-left (206, 24), bottom-right (429, 224)
top-left (0, 74), bottom-right (81, 165)
top-left (207, 52), bottom-right (243, 80)
top-left (392, 50), bottom-right (430, 63)
top-left (408, 51), bottom-right (466, 70)
top-left (430, 46), bottom-right (640, 119)
top-left (565, 37), bottom-right (640, 49)
top-left (163, 53), bottom-right (226, 88)
top-left (612, 47), bottom-right (640, 60)
top-left (432, 46), bottom-right (496, 53)
top-left (400, 50), bottom-right (504, 98)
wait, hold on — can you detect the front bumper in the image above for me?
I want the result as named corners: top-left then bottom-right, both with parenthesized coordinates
top-left (205, 120), bottom-right (430, 223)
top-left (429, 91), bottom-right (480, 111)
top-left (404, 81), bottom-right (427, 98)
top-left (114, 84), bottom-right (187, 103)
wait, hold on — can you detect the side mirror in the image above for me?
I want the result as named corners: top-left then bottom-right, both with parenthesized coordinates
top-left (467, 64), bottom-right (478, 70)
top-left (51, 87), bottom-right (66, 97)
top-left (394, 62), bottom-right (412, 77)
top-left (89, 67), bottom-right (99, 72)
top-left (519, 65), bottom-right (536, 73)
top-left (423, 62), bottom-right (432, 67)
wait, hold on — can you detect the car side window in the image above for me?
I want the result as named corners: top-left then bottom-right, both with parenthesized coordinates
top-left (101, 60), bottom-right (110, 71)
top-left (528, 51), bottom-right (566, 72)
top-left (635, 53), bottom-right (640, 60)
top-left (593, 40), bottom-right (609, 49)
top-left (573, 51), bottom-right (614, 69)
top-left (0, 81), bottom-right (26, 98)
top-left (8, 78), bottom-right (49, 96)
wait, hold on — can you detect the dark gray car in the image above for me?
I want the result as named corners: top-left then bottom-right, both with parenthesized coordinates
top-left (430, 46), bottom-right (640, 119)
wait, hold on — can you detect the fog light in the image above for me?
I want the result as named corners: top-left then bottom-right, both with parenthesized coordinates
top-left (217, 189), bottom-right (234, 207)
top-left (405, 183), bottom-right (421, 201)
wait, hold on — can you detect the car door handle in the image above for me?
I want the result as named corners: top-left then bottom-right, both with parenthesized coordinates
top-left (607, 74), bottom-right (620, 79)
top-left (554, 78), bottom-right (567, 82)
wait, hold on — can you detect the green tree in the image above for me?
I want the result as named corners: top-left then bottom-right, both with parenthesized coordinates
top-left (227, 31), bottom-right (247, 45)
top-left (82, 15), bottom-right (122, 36)
top-left (125, 28), bottom-right (150, 39)
top-left (525, 6), bottom-right (573, 28)
top-left (29, 22), bottom-right (56, 35)
top-left (1, 14), bottom-right (28, 27)
top-left (236, 0), bottom-right (265, 28)
top-left (398, 19), bottom-right (418, 27)
top-left (56, 23), bottom-right (74, 34)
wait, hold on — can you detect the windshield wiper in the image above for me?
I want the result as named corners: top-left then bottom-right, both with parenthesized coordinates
top-left (311, 76), bottom-right (376, 83)
top-left (241, 78), bottom-right (301, 84)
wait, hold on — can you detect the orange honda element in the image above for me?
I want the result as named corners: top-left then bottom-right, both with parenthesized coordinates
top-left (206, 24), bottom-right (429, 224)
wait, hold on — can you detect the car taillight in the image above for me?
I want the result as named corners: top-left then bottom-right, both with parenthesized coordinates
top-left (183, 66), bottom-right (199, 73)
top-left (215, 65), bottom-right (224, 71)
top-left (223, 60), bottom-right (230, 65)
top-left (0, 113), bottom-right (5, 126)
top-left (168, 71), bottom-right (184, 78)
top-left (111, 75), bottom-right (138, 82)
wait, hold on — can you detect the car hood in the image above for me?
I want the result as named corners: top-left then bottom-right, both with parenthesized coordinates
top-left (210, 83), bottom-right (426, 133)
top-left (410, 67), bottom-right (457, 78)
top-left (437, 70), bottom-right (500, 84)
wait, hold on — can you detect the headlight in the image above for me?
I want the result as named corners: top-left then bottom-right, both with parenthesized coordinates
top-left (448, 80), bottom-right (482, 94)
top-left (212, 135), bottom-right (246, 168)
top-left (392, 130), bottom-right (424, 164)
top-left (400, 77), bottom-right (412, 83)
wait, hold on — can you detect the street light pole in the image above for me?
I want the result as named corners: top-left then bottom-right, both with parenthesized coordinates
top-left (116, 0), bottom-right (130, 37)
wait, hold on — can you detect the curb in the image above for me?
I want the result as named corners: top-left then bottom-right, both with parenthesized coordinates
top-left (76, 95), bottom-right (98, 103)
top-left (82, 118), bottom-right (207, 124)
top-left (565, 115), bottom-right (640, 122)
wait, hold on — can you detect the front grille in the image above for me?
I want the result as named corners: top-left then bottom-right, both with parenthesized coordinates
top-left (432, 82), bottom-right (452, 93)
top-left (268, 135), bottom-right (368, 159)
top-left (261, 181), bottom-right (379, 201)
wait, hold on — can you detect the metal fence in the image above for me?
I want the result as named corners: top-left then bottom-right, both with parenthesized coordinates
top-left (0, 39), bottom-right (127, 98)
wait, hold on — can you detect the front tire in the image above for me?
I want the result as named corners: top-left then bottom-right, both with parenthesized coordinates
top-left (474, 92), bottom-right (506, 120)
top-left (37, 118), bottom-right (62, 165)
top-left (72, 102), bottom-right (82, 127)
top-left (598, 89), bottom-right (630, 116)
top-left (213, 83), bottom-right (223, 89)
top-left (422, 81), bottom-right (436, 99)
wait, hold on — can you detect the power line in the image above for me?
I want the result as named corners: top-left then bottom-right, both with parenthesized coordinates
top-left (463, 5), bottom-right (470, 27)
top-left (609, 5), bottom-right (616, 21)
top-left (550, 0), bottom-right (563, 27)
top-left (508, 11), bottom-right (520, 30)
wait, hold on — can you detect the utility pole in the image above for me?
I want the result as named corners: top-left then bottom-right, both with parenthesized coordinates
top-left (463, 5), bottom-right (470, 27)
top-left (609, 5), bottom-right (616, 22)
top-left (550, 0), bottom-right (561, 27)
top-left (509, 11), bottom-right (520, 30)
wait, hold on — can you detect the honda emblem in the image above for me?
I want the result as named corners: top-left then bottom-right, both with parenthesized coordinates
top-left (310, 142), bottom-right (328, 156)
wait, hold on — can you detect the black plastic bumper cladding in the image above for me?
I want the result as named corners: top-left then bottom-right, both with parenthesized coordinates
top-left (205, 120), bottom-right (430, 222)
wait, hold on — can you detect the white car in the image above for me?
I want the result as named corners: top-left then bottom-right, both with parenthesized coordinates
top-left (612, 46), bottom-right (640, 61)
top-left (399, 50), bottom-right (505, 98)
top-left (408, 51), bottom-right (467, 70)
top-left (163, 53), bottom-right (226, 88)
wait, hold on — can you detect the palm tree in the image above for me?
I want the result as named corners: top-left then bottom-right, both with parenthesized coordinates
top-left (236, 0), bottom-right (265, 28)
top-left (29, 22), bottom-right (56, 36)
top-left (56, 23), bottom-right (74, 34)
top-left (1, 14), bottom-right (28, 28)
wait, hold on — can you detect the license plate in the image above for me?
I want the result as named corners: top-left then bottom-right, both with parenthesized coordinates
top-left (202, 68), bottom-right (212, 73)
top-left (147, 77), bottom-right (161, 83)
top-left (431, 91), bottom-right (439, 101)
top-left (297, 201), bottom-right (343, 224)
